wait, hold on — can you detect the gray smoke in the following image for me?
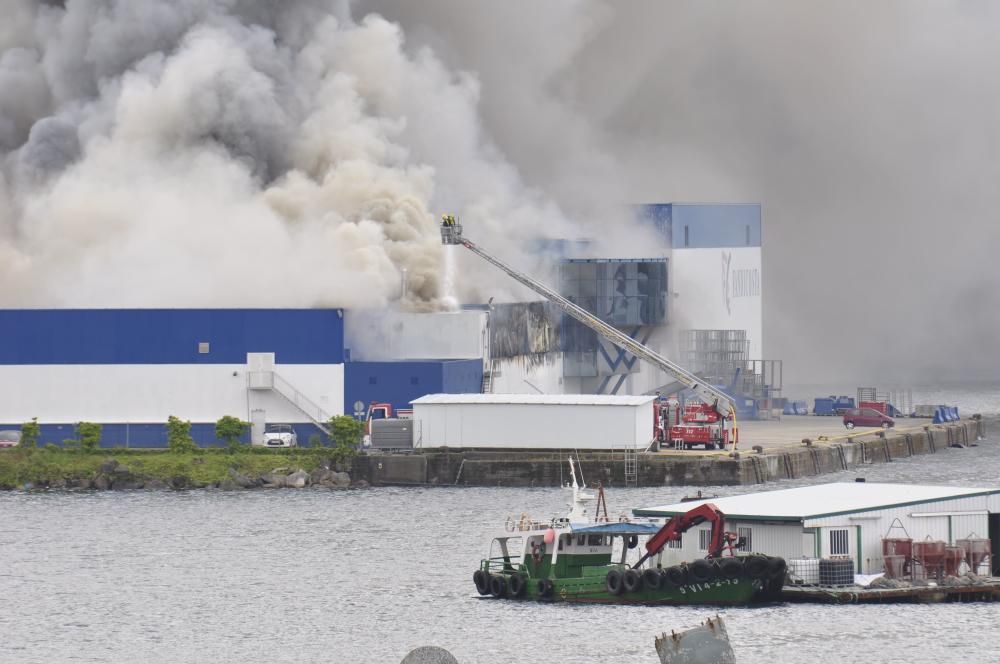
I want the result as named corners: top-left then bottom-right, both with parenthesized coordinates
top-left (366, 1), bottom-right (1000, 386)
top-left (7, 1), bottom-right (995, 386)
top-left (0, 0), bottom-right (603, 311)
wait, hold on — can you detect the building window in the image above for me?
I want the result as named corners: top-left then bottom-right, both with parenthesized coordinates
top-left (698, 529), bottom-right (711, 551)
top-left (368, 377), bottom-right (377, 385)
top-left (745, 224), bottom-right (751, 246)
top-left (737, 527), bottom-right (753, 552)
top-left (684, 225), bottom-right (690, 247)
top-left (667, 535), bottom-right (682, 550)
top-left (410, 376), bottom-right (419, 385)
top-left (830, 529), bottom-right (849, 556)
top-left (198, 342), bottom-right (210, 354)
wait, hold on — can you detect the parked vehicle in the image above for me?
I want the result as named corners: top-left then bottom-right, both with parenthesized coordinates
top-left (843, 408), bottom-right (894, 430)
top-left (0, 430), bottom-right (20, 448)
top-left (261, 423), bottom-right (298, 448)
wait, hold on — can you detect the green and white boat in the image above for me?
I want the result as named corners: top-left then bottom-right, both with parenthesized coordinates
top-left (472, 460), bottom-right (786, 605)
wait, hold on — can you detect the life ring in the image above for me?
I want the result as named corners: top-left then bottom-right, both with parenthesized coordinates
top-left (531, 541), bottom-right (546, 564)
top-left (504, 516), bottom-right (515, 532)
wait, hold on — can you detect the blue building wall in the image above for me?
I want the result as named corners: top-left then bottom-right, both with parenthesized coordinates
top-left (344, 359), bottom-right (483, 416)
top-left (0, 309), bottom-right (344, 364)
top-left (637, 204), bottom-right (761, 249)
top-left (0, 422), bottom-right (330, 448)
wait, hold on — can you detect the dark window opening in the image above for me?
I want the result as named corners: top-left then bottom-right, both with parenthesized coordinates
top-left (684, 225), bottom-right (690, 247)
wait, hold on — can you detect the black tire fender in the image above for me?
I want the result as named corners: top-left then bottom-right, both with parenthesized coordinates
top-left (745, 555), bottom-right (769, 579)
top-left (626, 535), bottom-right (639, 549)
top-left (622, 568), bottom-right (642, 593)
top-left (605, 569), bottom-right (625, 595)
top-left (663, 565), bottom-right (688, 587)
top-left (488, 574), bottom-right (507, 598)
top-left (508, 573), bottom-right (527, 597)
top-left (688, 559), bottom-right (713, 583)
top-left (717, 558), bottom-right (743, 580)
top-left (536, 578), bottom-right (553, 598)
top-left (473, 569), bottom-right (490, 595)
top-left (642, 568), bottom-right (663, 591)
top-left (768, 556), bottom-right (787, 580)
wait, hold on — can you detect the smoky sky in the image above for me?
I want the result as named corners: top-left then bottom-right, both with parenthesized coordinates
top-left (363, 1), bottom-right (1000, 387)
top-left (2, 1), bottom-right (999, 388)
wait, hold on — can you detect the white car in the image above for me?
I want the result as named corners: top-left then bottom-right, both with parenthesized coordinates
top-left (0, 430), bottom-right (21, 448)
top-left (262, 424), bottom-right (298, 448)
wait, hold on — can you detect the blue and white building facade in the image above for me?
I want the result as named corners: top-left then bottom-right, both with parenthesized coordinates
top-left (640, 203), bottom-right (763, 359)
top-left (0, 309), bottom-right (347, 446)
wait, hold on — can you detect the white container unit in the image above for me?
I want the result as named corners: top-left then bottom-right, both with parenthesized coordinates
top-left (410, 393), bottom-right (655, 450)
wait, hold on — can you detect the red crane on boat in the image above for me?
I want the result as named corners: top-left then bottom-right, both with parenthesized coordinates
top-left (632, 503), bottom-right (741, 569)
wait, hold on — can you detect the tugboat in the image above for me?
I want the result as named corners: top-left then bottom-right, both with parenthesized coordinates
top-left (472, 460), bottom-right (786, 605)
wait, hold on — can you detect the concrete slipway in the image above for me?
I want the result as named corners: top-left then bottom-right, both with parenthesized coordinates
top-left (357, 417), bottom-right (988, 488)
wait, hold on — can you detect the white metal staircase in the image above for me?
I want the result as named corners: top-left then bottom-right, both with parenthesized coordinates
top-left (248, 370), bottom-right (331, 436)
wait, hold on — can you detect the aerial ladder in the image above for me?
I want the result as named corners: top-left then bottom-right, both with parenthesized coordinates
top-left (439, 215), bottom-right (738, 451)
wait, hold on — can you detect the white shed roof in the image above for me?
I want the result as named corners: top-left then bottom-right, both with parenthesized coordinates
top-left (634, 482), bottom-right (1000, 522)
top-left (410, 393), bottom-right (656, 406)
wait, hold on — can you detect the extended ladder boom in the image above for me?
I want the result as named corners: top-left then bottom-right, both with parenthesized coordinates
top-left (440, 217), bottom-right (736, 421)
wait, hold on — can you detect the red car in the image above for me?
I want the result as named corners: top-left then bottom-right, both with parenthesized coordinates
top-left (843, 408), bottom-right (895, 430)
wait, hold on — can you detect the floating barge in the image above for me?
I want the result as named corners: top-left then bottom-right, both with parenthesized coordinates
top-left (781, 578), bottom-right (1000, 604)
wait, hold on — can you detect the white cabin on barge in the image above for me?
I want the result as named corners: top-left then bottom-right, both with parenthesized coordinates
top-left (634, 482), bottom-right (1000, 576)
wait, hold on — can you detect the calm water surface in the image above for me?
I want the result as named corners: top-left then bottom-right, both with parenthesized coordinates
top-left (2, 420), bottom-right (999, 663)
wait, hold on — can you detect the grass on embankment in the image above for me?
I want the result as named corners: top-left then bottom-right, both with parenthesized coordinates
top-left (0, 446), bottom-right (339, 489)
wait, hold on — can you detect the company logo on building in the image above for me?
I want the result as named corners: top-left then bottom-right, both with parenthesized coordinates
top-left (721, 251), bottom-right (760, 315)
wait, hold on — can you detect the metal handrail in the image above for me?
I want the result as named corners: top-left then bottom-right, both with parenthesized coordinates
top-left (268, 371), bottom-right (332, 435)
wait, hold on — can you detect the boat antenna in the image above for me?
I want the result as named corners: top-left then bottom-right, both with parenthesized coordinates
top-left (574, 450), bottom-right (586, 488)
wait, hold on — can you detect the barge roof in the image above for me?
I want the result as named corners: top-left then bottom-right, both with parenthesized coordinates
top-left (633, 482), bottom-right (1000, 521)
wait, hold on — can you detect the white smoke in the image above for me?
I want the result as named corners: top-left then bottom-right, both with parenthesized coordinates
top-left (0, 0), bottom-right (595, 310)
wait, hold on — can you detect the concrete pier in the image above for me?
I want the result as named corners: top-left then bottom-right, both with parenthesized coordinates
top-left (356, 418), bottom-right (988, 488)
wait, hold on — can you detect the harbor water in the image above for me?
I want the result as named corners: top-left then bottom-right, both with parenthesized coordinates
top-left (2, 413), bottom-right (999, 663)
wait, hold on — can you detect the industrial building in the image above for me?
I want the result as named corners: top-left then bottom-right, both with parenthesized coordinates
top-left (0, 203), bottom-right (775, 448)
top-left (0, 308), bottom-right (482, 447)
top-left (633, 483), bottom-right (1000, 576)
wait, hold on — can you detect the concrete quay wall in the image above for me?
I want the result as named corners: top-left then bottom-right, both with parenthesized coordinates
top-left (358, 419), bottom-right (986, 488)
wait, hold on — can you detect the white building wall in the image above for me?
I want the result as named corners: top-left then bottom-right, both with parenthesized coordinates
top-left (491, 356), bottom-right (566, 395)
top-left (0, 363), bottom-right (343, 424)
top-left (413, 401), bottom-right (653, 449)
top-left (671, 247), bottom-right (763, 359)
top-left (656, 521), bottom-right (804, 567)
top-left (806, 494), bottom-right (1000, 574)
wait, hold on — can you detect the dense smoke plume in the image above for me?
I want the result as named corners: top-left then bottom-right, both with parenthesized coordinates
top-left (368, 1), bottom-right (1000, 385)
top-left (0, 0), bottom-right (612, 311)
top-left (4, 1), bottom-right (1000, 385)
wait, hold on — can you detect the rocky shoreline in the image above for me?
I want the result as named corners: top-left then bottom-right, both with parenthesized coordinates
top-left (7, 456), bottom-right (371, 492)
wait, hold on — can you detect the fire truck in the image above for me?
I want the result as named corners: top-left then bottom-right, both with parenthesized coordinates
top-left (441, 215), bottom-right (738, 451)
